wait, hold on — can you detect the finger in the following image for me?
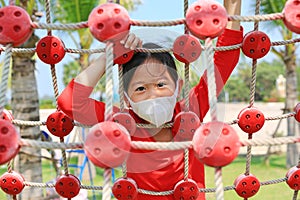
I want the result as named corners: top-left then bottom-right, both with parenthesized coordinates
top-left (124, 33), bottom-right (136, 49)
top-left (129, 37), bottom-right (141, 50)
top-left (120, 34), bottom-right (129, 44)
top-left (138, 40), bottom-right (143, 48)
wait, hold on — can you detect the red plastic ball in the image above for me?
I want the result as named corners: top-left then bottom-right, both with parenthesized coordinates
top-left (112, 177), bottom-right (138, 200)
top-left (0, 5), bottom-right (33, 46)
top-left (237, 107), bottom-right (265, 134)
top-left (242, 31), bottom-right (271, 59)
top-left (283, 0), bottom-right (300, 34)
top-left (286, 166), bottom-right (300, 190)
top-left (1, 109), bottom-right (14, 121)
top-left (46, 111), bottom-right (74, 138)
top-left (294, 102), bottom-right (300, 122)
top-left (173, 34), bottom-right (202, 63)
top-left (84, 121), bottom-right (131, 168)
top-left (36, 36), bottom-right (66, 64)
top-left (112, 112), bottom-right (136, 136)
top-left (113, 40), bottom-right (134, 64)
top-left (234, 174), bottom-right (260, 198)
top-left (88, 3), bottom-right (131, 42)
top-left (173, 179), bottom-right (199, 200)
top-left (0, 171), bottom-right (25, 195)
top-left (55, 174), bottom-right (81, 198)
top-left (186, 0), bottom-right (228, 40)
top-left (192, 121), bottom-right (240, 167)
top-left (0, 119), bottom-right (20, 165)
top-left (173, 111), bottom-right (201, 141)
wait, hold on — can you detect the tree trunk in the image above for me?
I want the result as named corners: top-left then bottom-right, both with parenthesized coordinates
top-left (284, 44), bottom-right (299, 169)
top-left (11, 43), bottom-right (43, 199)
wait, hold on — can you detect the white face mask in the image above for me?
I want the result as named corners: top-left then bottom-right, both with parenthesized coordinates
top-left (125, 82), bottom-right (179, 127)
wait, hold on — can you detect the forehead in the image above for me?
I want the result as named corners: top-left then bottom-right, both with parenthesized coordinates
top-left (131, 59), bottom-right (174, 82)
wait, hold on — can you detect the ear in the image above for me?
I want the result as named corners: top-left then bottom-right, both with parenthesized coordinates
top-left (177, 78), bottom-right (184, 97)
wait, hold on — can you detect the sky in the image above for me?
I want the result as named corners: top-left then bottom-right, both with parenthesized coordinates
top-left (3, 0), bottom-right (287, 98)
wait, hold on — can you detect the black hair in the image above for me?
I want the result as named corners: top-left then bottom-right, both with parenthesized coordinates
top-left (122, 43), bottom-right (178, 92)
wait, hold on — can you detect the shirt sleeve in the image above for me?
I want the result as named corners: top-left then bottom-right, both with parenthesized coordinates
top-left (57, 79), bottom-right (105, 125)
top-left (188, 27), bottom-right (244, 121)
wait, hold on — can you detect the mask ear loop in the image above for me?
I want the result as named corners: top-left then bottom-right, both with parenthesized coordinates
top-left (173, 78), bottom-right (180, 99)
top-left (123, 91), bottom-right (132, 107)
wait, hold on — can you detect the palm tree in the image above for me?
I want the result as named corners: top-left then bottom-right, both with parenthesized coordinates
top-left (11, 35), bottom-right (43, 200)
top-left (0, 0), bottom-right (45, 199)
top-left (4, 1), bottom-right (144, 199)
top-left (254, 0), bottom-right (299, 168)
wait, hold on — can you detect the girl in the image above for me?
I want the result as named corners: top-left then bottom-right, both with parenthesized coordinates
top-left (58, 1), bottom-right (243, 199)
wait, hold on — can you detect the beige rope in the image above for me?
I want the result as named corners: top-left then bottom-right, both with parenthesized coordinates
top-left (19, 135), bottom-right (300, 151)
top-left (0, 2), bottom-right (299, 199)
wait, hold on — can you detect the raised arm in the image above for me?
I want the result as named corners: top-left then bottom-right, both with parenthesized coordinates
top-left (187, 0), bottom-right (243, 121)
top-left (224, 0), bottom-right (241, 30)
top-left (75, 34), bottom-right (142, 87)
top-left (58, 34), bottom-right (142, 125)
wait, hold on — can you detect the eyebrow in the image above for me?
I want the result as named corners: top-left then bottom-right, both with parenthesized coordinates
top-left (131, 81), bottom-right (146, 88)
top-left (131, 76), bottom-right (170, 88)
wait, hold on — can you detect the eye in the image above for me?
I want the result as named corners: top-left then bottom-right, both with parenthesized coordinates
top-left (135, 86), bottom-right (146, 92)
top-left (157, 82), bottom-right (166, 88)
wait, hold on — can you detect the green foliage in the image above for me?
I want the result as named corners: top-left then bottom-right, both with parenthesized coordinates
top-left (223, 76), bottom-right (250, 102)
top-left (4, 104), bottom-right (11, 110)
top-left (53, 0), bottom-right (142, 24)
top-left (53, 0), bottom-right (98, 23)
top-left (52, 0), bottom-right (96, 50)
top-left (39, 98), bottom-right (55, 109)
top-left (259, 0), bottom-right (286, 28)
top-left (99, 0), bottom-right (142, 11)
top-left (0, 0), bottom-right (5, 7)
top-left (62, 60), bottom-right (81, 87)
top-left (191, 57), bottom-right (286, 103)
top-left (255, 60), bottom-right (285, 101)
top-left (222, 59), bottom-right (285, 102)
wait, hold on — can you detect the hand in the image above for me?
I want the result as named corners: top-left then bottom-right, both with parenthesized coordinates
top-left (120, 33), bottom-right (143, 50)
top-left (74, 32), bottom-right (142, 88)
top-left (224, 0), bottom-right (241, 30)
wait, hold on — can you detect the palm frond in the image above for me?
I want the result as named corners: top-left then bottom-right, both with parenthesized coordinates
top-left (53, 0), bottom-right (98, 23)
top-left (0, 0), bottom-right (6, 7)
top-left (259, 0), bottom-right (286, 27)
top-left (26, 0), bottom-right (36, 16)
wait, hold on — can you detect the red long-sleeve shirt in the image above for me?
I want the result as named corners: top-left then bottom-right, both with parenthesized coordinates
top-left (58, 27), bottom-right (243, 200)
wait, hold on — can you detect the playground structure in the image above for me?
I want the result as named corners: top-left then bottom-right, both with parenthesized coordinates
top-left (0, 0), bottom-right (300, 199)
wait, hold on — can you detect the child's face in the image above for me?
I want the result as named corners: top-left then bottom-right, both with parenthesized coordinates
top-left (126, 58), bottom-right (178, 103)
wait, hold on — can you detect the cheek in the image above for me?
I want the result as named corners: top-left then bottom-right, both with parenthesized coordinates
top-left (169, 87), bottom-right (176, 95)
top-left (165, 86), bottom-right (176, 96)
top-left (129, 94), bottom-right (146, 103)
top-left (159, 90), bottom-right (173, 97)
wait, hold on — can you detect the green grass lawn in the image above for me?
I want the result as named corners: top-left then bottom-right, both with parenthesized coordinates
top-left (0, 154), bottom-right (296, 199)
top-left (205, 154), bottom-right (293, 200)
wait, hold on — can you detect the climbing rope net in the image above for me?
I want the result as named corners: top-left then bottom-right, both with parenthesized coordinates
top-left (0, 0), bottom-right (300, 199)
